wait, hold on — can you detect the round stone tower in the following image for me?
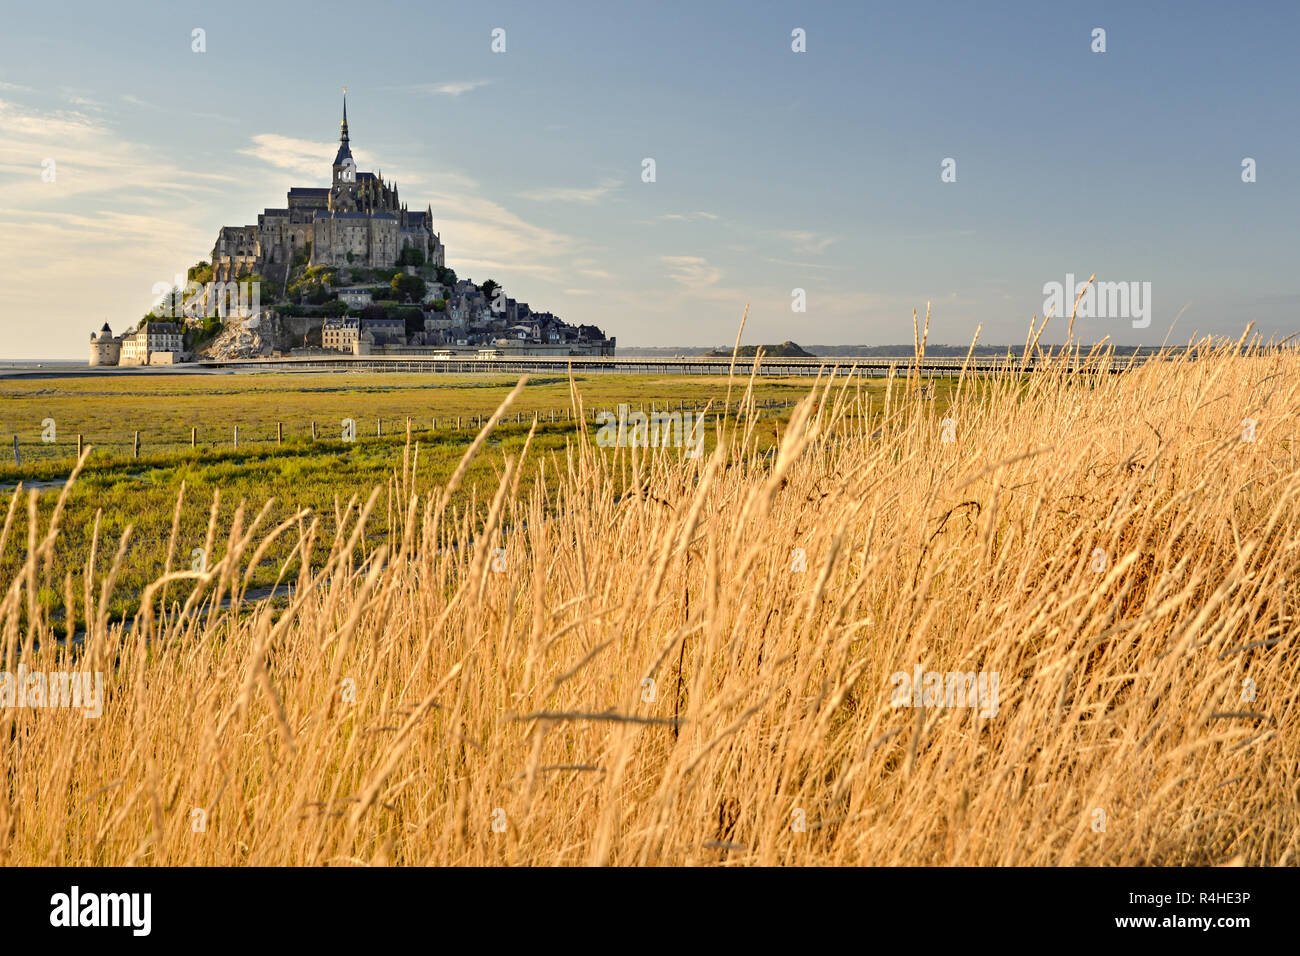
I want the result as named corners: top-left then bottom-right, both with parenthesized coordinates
top-left (89, 322), bottom-right (121, 366)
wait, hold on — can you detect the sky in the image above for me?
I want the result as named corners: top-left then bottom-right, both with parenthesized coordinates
top-left (0, 0), bottom-right (1296, 359)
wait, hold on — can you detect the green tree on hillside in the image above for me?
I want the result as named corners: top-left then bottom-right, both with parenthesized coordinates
top-left (391, 273), bottom-right (427, 303)
top-left (397, 246), bottom-right (426, 267)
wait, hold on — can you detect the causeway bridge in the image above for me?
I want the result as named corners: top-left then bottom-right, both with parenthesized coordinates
top-left (192, 353), bottom-right (1155, 377)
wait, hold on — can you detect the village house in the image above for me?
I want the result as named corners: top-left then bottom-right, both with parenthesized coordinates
top-left (119, 322), bottom-right (184, 366)
top-left (336, 288), bottom-right (374, 309)
top-left (359, 316), bottom-right (406, 345)
top-left (321, 316), bottom-right (360, 351)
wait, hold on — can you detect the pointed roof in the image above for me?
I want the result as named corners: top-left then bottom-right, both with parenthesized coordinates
top-left (333, 90), bottom-right (353, 167)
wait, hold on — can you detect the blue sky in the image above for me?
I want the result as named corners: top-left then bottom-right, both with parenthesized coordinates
top-left (0, 0), bottom-right (1296, 358)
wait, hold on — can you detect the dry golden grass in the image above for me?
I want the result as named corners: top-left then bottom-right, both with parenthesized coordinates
top-left (2, 332), bottom-right (1298, 866)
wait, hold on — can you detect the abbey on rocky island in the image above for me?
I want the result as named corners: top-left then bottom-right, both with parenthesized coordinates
top-left (89, 95), bottom-right (616, 366)
top-left (210, 95), bottom-right (445, 283)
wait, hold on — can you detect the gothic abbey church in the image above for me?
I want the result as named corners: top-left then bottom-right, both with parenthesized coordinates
top-left (210, 97), bottom-right (445, 282)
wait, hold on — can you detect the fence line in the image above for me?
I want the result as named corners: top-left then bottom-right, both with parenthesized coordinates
top-left (6, 399), bottom-right (801, 463)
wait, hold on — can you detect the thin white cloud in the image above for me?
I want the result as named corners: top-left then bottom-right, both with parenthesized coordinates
top-left (432, 189), bottom-right (578, 271)
top-left (0, 98), bottom-right (237, 205)
top-left (763, 257), bottom-right (842, 271)
top-left (518, 177), bottom-right (621, 203)
top-left (780, 230), bottom-right (837, 256)
top-left (399, 80), bottom-right (493, 97)
top-left (0, 98), bottom-right (101, 140)
top-left (661, 255), bottom-right (722, 288)
top-left (569, 258), bottom-right (615, 281)
top-left (113, 93), bottom-right (235, 125)
top-left (657, 211), bottom-right (719, 222)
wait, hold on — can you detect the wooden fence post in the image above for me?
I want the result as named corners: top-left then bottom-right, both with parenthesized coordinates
top-left (191, 426), bottom-right (196, 448)
top-left (12, 435), bottom-right (19, 466)
top-left (311, 421), bottom-right (317, 440)
top-left (277, 422), bottom-right (282, 445)
top-left (377, 418), bottom-right (383, 437)
top-left (77, 434), bottom-right (83, 458)
top-left (133, 431), bottom-right (140, 458)
top-left (233, 426), bottom-right (238, 449)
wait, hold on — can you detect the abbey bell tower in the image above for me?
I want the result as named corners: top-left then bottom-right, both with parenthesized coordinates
top-left (330, 91), bottom-right (359, 211)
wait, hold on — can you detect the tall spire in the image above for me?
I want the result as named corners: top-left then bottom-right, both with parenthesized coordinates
top-left (333, 87), bottom-right (354, 169)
